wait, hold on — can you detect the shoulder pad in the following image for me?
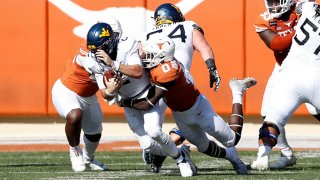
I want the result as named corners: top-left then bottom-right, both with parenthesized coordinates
top-left (254, 11), bottom-right (272, 33)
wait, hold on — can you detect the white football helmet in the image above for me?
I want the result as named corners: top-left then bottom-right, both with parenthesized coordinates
top-left (141, 36), bottom-right (175, 68)
top-left (264, 0), bottom-right (294, 18)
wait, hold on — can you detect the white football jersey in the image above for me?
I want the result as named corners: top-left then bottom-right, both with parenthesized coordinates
top-left (283, 2), bottom-right (320, 72)
top-left (115, 36), bottom-right (151, 99)
top-left (75, 49), bottom-right (108, 90)
top-left (143, 21), bottom-right (198, 71)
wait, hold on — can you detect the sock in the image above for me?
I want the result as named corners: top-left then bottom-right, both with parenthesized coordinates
top-left (232, 92), bottom-right (243, 104)
top-left (83, 134), bottom-right (99, 163)
top-left (257, 145), bottom-right (272, 158)
top-left (203, 141), bottom-right (226, 158)
top-left (174, 152), bottom-right (184, 163)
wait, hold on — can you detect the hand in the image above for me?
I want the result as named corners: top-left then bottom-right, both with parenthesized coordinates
top-left (95, 50), bottom-right (113, 66)
top-left (104, 75), bottom-right (122, 95)
top-left (117, 99), bottom-right (125, 107)
top-left (209, 68), bottom-right (221, 92)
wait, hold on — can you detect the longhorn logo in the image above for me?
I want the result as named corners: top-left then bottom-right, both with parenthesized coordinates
top-left (48, 0), bottom-right (204, 39)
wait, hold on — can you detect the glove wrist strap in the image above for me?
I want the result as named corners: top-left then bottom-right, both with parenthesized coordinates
top-left (205, 58), bottom-right (217, 70)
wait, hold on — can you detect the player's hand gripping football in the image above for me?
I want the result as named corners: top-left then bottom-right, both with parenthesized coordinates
top-left (205, 59), bottom-right (221, 92)
top-left (103, 73), bottom-right (122, 96)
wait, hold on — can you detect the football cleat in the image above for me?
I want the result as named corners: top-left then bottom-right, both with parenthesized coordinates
top-left (229, 77), bottom-right (257, 94)
top-left (225, 147), bottom-right (248, 175)
top-left (180, 145), bottom-right (197, 175)
top-left (270, 154), bottom-right (297, 170)
top-left (142, 150), bottom-right (166, 173)
top-left (84, 157), bottom-right (108, 171)
top-left (176, 146), bottom-right (194, 177)
top-left (70, 146), bottom-right (86, 172)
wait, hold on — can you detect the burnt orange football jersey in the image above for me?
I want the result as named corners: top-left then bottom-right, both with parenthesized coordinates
top-left (254, 6), bottom-right (299, 64)
top-left (149, 60), bottom-right (200, 112)
top-left (61, 42), bottom-right (99, 97)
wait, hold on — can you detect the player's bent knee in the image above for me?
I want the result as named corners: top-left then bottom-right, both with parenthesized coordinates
top-left (139, 136), bottom-right (154, 151)
top-left (258, 122), bottom-right (280, 146)
top-left (146, 128), bottom-right (162, 140)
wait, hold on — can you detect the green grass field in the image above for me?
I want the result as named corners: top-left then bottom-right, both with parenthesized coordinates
top-left (0, 150), bottom-right (319, 179)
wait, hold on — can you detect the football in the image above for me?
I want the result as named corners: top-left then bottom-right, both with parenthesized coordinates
top-left (104, 68), bottom-right (116, 81)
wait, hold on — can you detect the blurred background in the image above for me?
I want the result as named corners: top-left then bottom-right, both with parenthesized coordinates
top-left (0, 0), bottom-right (315, 120)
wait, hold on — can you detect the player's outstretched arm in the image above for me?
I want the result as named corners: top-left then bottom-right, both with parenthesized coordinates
top-left (193, 30), bottom-right (221, 91)
top-left (118, 85), bottom-right (165, 110)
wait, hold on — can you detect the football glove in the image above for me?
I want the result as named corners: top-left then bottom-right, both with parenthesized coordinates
top-left (117, 98), bottom-right (133, 108)
top-left (205, 59), bottom-right (221, 92)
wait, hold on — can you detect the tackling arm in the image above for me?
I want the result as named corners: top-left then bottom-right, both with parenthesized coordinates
top-left (119, 85), bottom-right (166, 110)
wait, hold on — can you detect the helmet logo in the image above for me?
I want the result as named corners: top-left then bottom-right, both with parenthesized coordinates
top-left (87, 45), bottom-right (96, 50)
top-left (157, 42), bottom-right (164, 49)
top-left (99, 28), bottom-right (110, 38)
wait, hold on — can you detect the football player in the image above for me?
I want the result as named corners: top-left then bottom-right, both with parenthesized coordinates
top-left (95, 21), bottom-right (196, 177)
top-left (251, 1), bottom-right (320, 171)
top-left (119, 36), bottom-right (257, 175)
top-left (51, 21), bottom-right (122, 172)
top-left (251, 0), bottom-right (320, 170)
top-left (138, 3), bottom-right (221, 172)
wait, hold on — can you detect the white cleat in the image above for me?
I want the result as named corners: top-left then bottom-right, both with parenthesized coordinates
top-left (229, 77), bottom-right (257, 93)
top-left (270, 154), bottom-right (297, 170)
top-left (180, 145), bottom-right (197, 175)
top-left (176, 145), bottom-right (195, 177)
top-left (84, 158), bottom-right (108, 171)
top-left (225, 147), bottom-right (248, 175)
top-left (250, 155), bottom-right (269, 171)
top-left (70, 146), bottom-right (86, 172)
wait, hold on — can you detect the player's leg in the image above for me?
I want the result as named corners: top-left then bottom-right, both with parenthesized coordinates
top-left (228, 77), bottom-right (257, 145)
top-left (251, 70), bottom-right (303, 170)
top-left (51, 79), bottom-right (86, 172)
top-left (81, 100), bottom-right (108, 171)
top-left (269, 127), bottom-right (297, 169)
top-left (261, 65), bottom-right (296, 169)
top-left (180, 94), bottom-right (247, 175)
top-left (144, 104), bottom-right (195, 177)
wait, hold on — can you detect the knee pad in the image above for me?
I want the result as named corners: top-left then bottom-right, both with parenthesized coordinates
top-left (258, 122), bottom-right (280, 143)
top-left (147, 128), bottom-right (162, 140)
top-left (84, 133), bottom-right (101, 142)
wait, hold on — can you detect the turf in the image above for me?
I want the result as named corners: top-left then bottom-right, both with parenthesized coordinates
top-left (0, 150), bottom-right (319, 179)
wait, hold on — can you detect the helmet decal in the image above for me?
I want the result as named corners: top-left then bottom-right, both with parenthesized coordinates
top-left (99, 28), bottom-right (111, 38)
top-left (157, 42), bottom-right (164, 50)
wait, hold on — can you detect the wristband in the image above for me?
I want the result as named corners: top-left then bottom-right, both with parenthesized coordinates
top-left (205, 58), bottom-right (217, 70)
top-left (112, 61), bottom-right (120, 71)
top-left (105, 89), bottom-right (115, 96)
